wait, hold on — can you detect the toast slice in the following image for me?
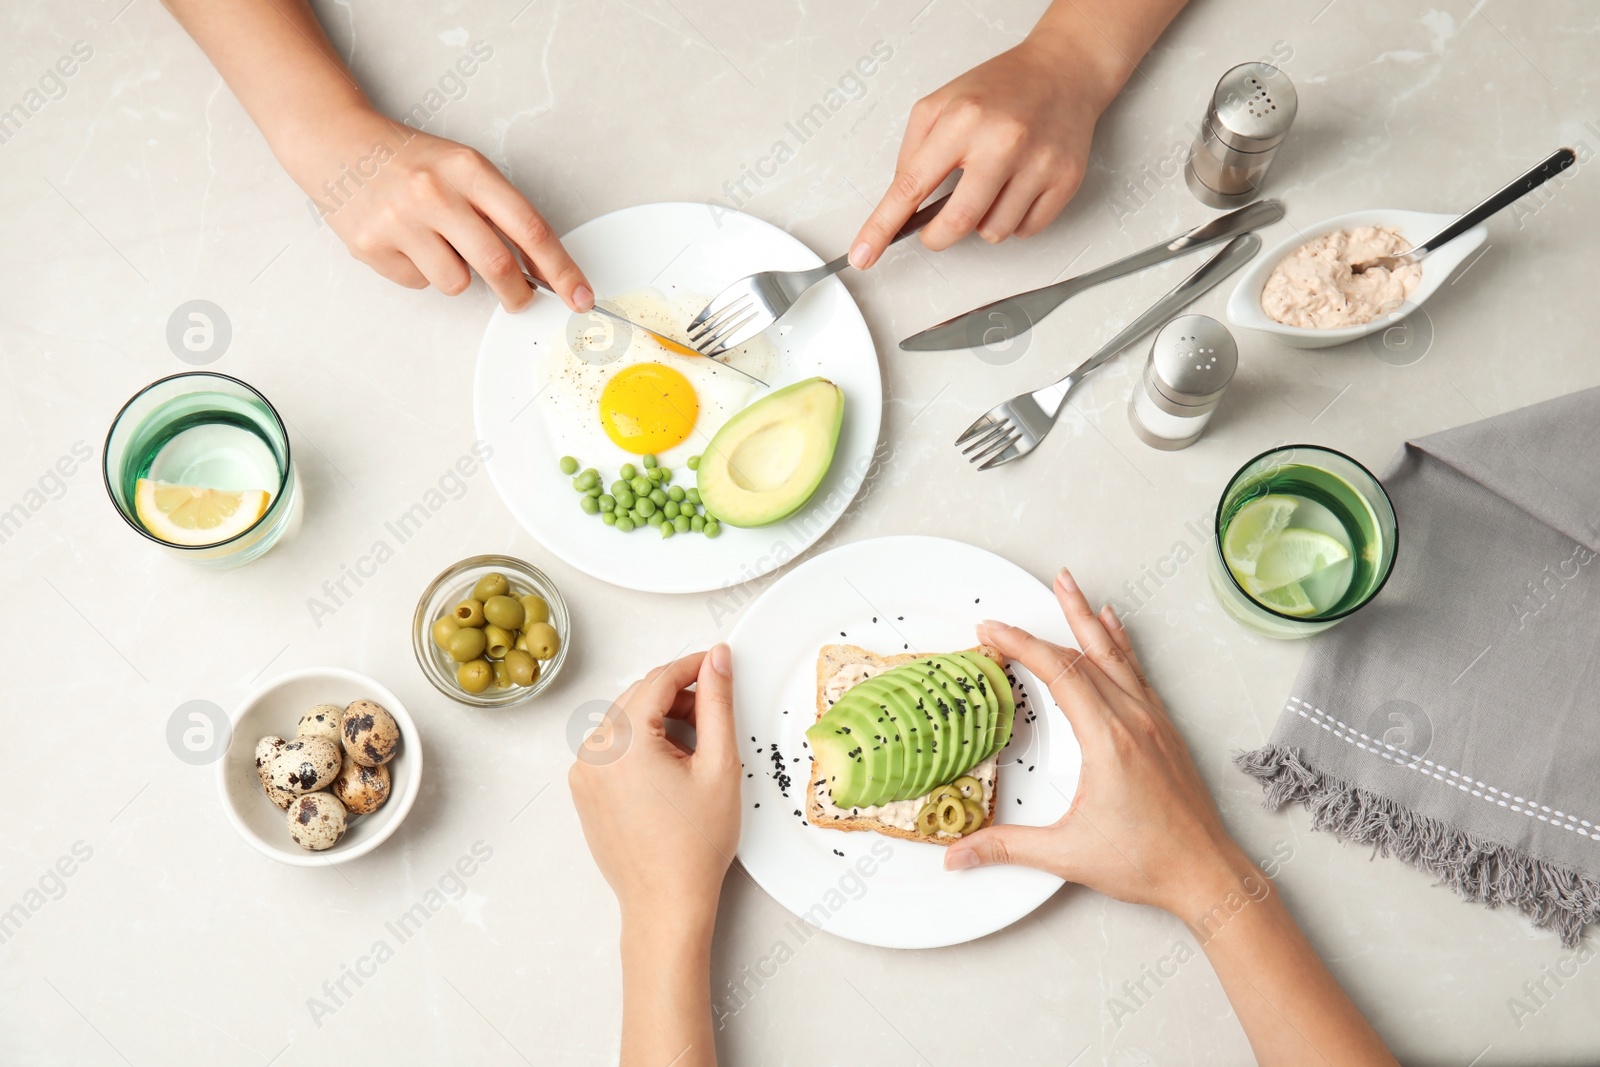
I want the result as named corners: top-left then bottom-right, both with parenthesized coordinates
top-left (805, 643), bottom-right (1006, 846)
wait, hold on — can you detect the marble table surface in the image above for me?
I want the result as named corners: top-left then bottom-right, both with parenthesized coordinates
top-left (3, 0), bottom-right (1598, 1063)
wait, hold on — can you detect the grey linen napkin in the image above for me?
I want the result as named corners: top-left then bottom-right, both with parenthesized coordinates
top-left (1237, 386), bottom-right (1600, 946)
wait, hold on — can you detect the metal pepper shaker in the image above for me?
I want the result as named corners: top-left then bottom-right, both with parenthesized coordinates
top-left (1128, 315), bottom-right (1237, 450)
top-left (1184, 63), bottom-right (1297, 208)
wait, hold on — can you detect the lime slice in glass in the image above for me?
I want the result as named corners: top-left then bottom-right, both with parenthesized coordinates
top-left (1253, 528), bottom-right (1351, 592)
top-left (1222, 495), bottom-right (1299, 580)
top-left (1254, 581), bottom-right (1317, 616)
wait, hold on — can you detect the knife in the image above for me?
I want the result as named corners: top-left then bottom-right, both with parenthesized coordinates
top-left (522, 272), bottom-right (769, 387)
top-left (898, 199), bottom-right (1284, 352)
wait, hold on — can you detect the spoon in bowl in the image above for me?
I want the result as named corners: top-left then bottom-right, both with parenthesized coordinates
top-left (1352, 147), bottom-right (1575, 273)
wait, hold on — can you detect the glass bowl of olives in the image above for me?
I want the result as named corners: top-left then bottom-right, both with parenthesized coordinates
top-left (412, 554), bottom-right (571, 707)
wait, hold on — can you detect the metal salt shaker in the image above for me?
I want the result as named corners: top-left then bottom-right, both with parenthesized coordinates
top-left (1128, 315), bottom-right (1237, 450)
top-left (1185, 63), bottom-right (1297, 208)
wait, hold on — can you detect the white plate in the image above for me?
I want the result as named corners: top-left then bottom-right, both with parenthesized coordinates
top-left (1226, 208), bottom-right (1488, 349)
top-left (729, 536), bottom-right (1082, 949)
top-left (473, 202), bottom-right (882, 594)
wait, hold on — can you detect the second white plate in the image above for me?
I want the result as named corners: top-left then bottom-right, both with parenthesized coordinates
top-left (729, 535), bottom-right (1082, 949)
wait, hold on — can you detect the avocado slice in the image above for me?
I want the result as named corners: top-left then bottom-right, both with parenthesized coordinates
top-left (848, 675), bottom-right (926, 805)
top-left (960, 652), bottom-right (1016, 759)
top-left (952, 653), bottom-right (998, 763)
top-left (695, 377), bottom-right (844, 528)
top-left (837, 677), bottom-right (908, 807)
top-left (927, 655), bottom-right (989, 780)
top-left (891, 663), bottom-right (945, 799)
top-left (873, 671), bottom-right (939, 802)
top-left (906, 658), bottom-right (964, 795)
top-left (805, 718), bottom-right (868, 808)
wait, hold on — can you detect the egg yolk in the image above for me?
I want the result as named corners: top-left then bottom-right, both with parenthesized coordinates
top-left (598, 363), bottom-right (699, 454)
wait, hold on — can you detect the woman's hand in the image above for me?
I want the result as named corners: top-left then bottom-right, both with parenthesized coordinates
top-left (569, 645), bottom-right (740, 924)
top-left (849, 30), bottom-right (1118, 269)
top-left (946, 569), bottom-right (1254, 923)
top-left (282, 106), bottom-right (593, 313)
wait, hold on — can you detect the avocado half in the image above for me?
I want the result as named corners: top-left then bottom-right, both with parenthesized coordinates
top-left (695, 376), bottom-right (844, 528)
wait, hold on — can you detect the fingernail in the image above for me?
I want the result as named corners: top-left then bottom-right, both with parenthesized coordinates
top-left (709, 643), bottom-right (732, 676)
top-left (572, 285), bottom-right (594, 312)
top-left (945, 848), bottom-right (980, 871)
top-left (848, 242), bottom-right (872, 270)
top-left (1101, 605), bottom-right (1123, 631)
top-left (978, 619), bottom-right (1009, 637)
top-left (1056, 568), bottom-right (1079, 595)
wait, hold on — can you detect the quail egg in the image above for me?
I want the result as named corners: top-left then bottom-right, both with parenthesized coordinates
top-left (254, 736), bottom-right (295, 811)
top-left (266, 736), bottom-right (342, 793)
top-left (331, 756), bottom-right (391, 815)
top-left (285, 792), bottom-right (348, 850)
top-left (296, 704), bottom-right (345, 744)
top-left (341, 700), bottom-right (400, 767)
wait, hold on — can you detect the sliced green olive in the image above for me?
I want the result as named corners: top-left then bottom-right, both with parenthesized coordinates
top-left (447, 626), bottom-right (488, 662)
top-left (453, 599), bottom-right (486, 627)
top-left (928, 784), bottom-right (961, 808)
top-left (935, 796), bottom-right (965, 835)
top-left (457, 659), bottom-right (492, 694)
top-left (916, 803), bottom-right (940, 836)
top-left (430, 616), bottom-right (460, 649)
top-left (471, 573), bottom-right (510, 601)
top-left (482, 624), bottom-right (514, 659)
top-left (960, 799), bottom-right (985, 834)
top-left (952, 775), bottom-right (983, 801)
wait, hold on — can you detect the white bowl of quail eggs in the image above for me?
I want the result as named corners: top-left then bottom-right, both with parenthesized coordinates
top-left (217, 667), bottom-right (422, 866)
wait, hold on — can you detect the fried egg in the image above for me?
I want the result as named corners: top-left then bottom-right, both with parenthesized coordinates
top-left (539, 288), bottom-right (775, 469)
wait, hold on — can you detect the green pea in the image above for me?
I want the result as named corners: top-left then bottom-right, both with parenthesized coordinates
top-left (673, 515), bottom-right (690, 533)
top-left (620, 462), bottom-right (637, 480)
top-left (704, 521), bottom-right (722, 539)
top-left (610, 480), bottom-right (629, 497)
top-left (667, 486), bottom-right (685, 502)
top-left (647, 512), bottom-right (665, 527)
top-left (616, 490), bottom-right (635, 509)
top-left (690, 515), bottom-right (705, 532)
top-left (687, 455), bottom-right (700, 471)
top-left (602, 511), bottom-right (617, 526)
top-left (642, 453), bottom-right (658, 469)
top-left (630, 476), bottom-right (651, 495)
top-left (598, 494), bottom-right (615, 512)
top-left (659, 521), bottom-right (675, 539)
top-left (685, 488), bottom-right (701, 506)
top-left (585, 485), bottom-right (602, 498)
top-left (646, 467), bottom-right (663, 483)
top-left (580, 495), bottom-right (600, 514)
top-left (649, 488), bottom-right (667, 506)
top-left (575, 470), bottom-right (599, 491)
top-left (629, 508), bottom-right (646, 524)
top-left (615, 516), bottom-right (634, 532)
top-left (636, 497), bottom-right (656, 517)
top-left (662, 501), bottom-right (680, 520)
top-left (559, 456), bottom-right (578, 475)
top-left (659, 468), bottom-right (672, 484)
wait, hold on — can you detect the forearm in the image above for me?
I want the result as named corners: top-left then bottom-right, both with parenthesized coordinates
top-left (160, 0), bottom-right (375, 164)
top-left (619, 908), bottom-right (718, 1067)
top-left (1180, 852), bottom-right (1396, 1066)
top-left (1029, 0), bottom-right (1190, 108)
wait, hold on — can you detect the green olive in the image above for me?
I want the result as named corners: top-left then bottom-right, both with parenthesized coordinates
top-left (483, 595), bottom-right (525, 630)
top-left (519, 594), bottom-right (550, 626)
top-left (928, 784), bottom-right (961, 809)
top-left (491, 659), bottom-right (512, 689)
top-left (935, 796), bottom-right (965, 835)
top-left (457, 659), bottom-right (492, 694)
top-left (524, 621), bottom-right (561, 660)
top-left (952, 775), bottom-right (983, 801)
top-left (916, 803), bottom-right (940, 836)
top-left (431, 616), bottom-right (461, 649)
top-left (447, 626), bottom-right (487, 663)
top-left (471, 573), bottom-right (510, 601)
top-left (504, 649), bottom-right (538, 686)
top-left (483, 624), bottom-right (513, 659)
top-left (453, 599), bottom-right (486, 627)
top-left (960, 799), bottom-right (985, 834)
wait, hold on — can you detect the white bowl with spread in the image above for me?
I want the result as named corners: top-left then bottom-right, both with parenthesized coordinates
top-left (1226, 208), bottom-right (1488, 349)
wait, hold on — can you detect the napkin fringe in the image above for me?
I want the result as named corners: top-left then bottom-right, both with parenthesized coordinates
top-left (1236, 744), bottom-right (1600, 947)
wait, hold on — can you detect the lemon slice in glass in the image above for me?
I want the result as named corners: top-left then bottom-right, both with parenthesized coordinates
top-left (1252, 528), bottom-right (1350, 593)
top-left (1222, 495), bottom-right (1299, 581)
top-left (134, 479), bottom-right (270, 546)
top-left (1253, 581), bottom-right (1317, 616)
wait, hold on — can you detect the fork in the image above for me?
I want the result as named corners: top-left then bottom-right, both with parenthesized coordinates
top-left (687, 193), bottom-right (951, 356)
top-left (956, 234), bottom-right (1262, 470)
